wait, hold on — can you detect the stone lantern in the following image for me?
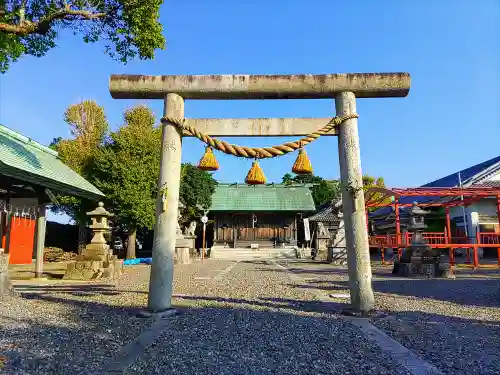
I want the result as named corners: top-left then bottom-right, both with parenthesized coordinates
top-left (87, 202), bottom-right (113, 248)
top-left (393, 202), bottom-right (453, 278)
top-left (64, 202), bottom-right (123, 280)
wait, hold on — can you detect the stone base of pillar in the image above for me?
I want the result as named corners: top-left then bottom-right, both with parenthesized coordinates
top-left (327, 247), bottom-right (348, 265)
top-left (63, 252), bottom-right (123, 280)
top-left (175, 247), bottom-right (191, 264)
top-left (392, 260), bottom-right (454, 279)
top-left (295, 247), bottom-right (310, 259)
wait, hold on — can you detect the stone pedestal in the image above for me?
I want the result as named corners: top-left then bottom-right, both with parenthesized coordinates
top-left (393, 258), bottom-right (453, 278)
top-left (174, 236), bottom-right (193, 265)
top-left (175, 248), bottom-right (191, 264)
top-left (315, 237), bottom-right (330, 261)
top-left (295, 247), bottom-right (310, 259)
top-left (63, 243), bottom-right (123, 280)
top-left (0, 253), bottom-right (14, 296)
top-left (182, 235), bottom-right (196, 251)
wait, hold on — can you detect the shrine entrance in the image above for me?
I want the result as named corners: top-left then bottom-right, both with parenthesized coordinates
top-left (109, 72), bottom-right (411, 314)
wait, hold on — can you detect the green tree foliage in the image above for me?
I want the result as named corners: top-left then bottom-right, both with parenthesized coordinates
top-left (88, 105), bottom-right (217, 258)
top-left (90, 105), bottom-right (160, 259)
top-left (179, 163), bottom-right (218, 225)
top-left (362, 174), bottom-right (391, 212)
top-left (51, 100), bottom-right (108, 252)
top-left (282, 173), bottom-right (340, 207)
top-left (0, 0), bottom-right (165, 72)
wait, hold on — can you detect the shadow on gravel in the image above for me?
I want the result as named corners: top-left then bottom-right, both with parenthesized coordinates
top-left (173, 294), bottom-right (347, 314)
top-left (2, 290), bottom-right (500, 375)
top-left (288, 277), bottom-right (500, 308)
top-left (0, 293), bottom-right (149, 375)
top-left (11, 283), bottom-right (149, 296)
top-left (372, 309), bottom-right (500, 375)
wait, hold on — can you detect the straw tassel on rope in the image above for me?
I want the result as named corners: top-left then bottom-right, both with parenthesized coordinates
top-left (197, 146), bottom-right (219, 171)
top-left (292, 142), bottom-right (313, 175)
top-left (161, 114), bottom-right (358, 159)
top-left (245, 157), bottom-right (266, 185)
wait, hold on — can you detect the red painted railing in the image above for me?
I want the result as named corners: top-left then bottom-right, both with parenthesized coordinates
top-left (369, 231), bottom-right (500, 268)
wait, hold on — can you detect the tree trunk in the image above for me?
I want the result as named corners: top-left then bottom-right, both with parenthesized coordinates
top-left (126, 228), bottom-right (137, 259)
top-left (78, 221), bottom-right (87, 255)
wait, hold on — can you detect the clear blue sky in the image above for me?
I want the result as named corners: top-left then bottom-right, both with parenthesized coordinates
top-left (1, 0), bottom-right (499, 220)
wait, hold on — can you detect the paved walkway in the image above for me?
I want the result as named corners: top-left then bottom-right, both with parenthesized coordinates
top-left (1, 259), bottom-right (499, 374)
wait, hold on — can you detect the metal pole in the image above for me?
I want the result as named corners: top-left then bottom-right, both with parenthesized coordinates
top-left (202, 223), bottom-right (206, 260)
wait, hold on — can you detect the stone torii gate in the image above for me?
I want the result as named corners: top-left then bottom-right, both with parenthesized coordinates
top-left (109, 73), bottom-right (411, 315)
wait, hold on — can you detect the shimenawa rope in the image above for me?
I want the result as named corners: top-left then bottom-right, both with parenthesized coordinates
top-left (161, 114), bottom-right (358, 159)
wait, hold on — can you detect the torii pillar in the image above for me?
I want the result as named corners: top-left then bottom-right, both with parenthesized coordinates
top-left (109, 73), bottom-right (411, 314)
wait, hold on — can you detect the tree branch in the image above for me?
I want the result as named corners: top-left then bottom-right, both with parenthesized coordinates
top-left (0, 4), bottom-right (107, 36)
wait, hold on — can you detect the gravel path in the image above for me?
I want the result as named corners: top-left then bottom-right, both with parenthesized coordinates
top-left (278, 260), bottom-right (500, 375)
top-left (4, 258), bottom-right (496, 374)
top-left (125, 260), bottom-right (411, 375)
top-left (0, 260), bottom-right (234, 375)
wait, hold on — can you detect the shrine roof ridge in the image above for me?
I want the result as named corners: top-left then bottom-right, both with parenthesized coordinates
top-left (109, 72), bottom-right (410, 100)
top-left (0, 125), bottom-right (58, 157)
top-left (217, 182), bottom-right (314, 188)
top-left (210, 183), bottom-right (316, 211)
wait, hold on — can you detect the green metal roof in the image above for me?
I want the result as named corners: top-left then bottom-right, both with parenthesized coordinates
top-left (210, 183), bottom-right (316, 212)
top-left (0, 125), bottom-right (104, 200)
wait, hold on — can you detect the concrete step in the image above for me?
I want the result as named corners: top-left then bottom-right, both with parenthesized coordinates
top-left (235, 241), bottom-right (275, 249)
top-left (210, 247), bottom-right (296, 260)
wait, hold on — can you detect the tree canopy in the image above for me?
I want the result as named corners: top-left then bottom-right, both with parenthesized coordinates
top-left (362, 174), bottom-right (391, 211)
top-left (51, 100), bottom-right (108, 199)
top-left (89, 105), bottom-right (161, 258)
top-left (282, 172), bottom-right (389, 210)
top-left (49, 100), bottom-right (109, 251)
top-left (179, 163), bottom-right (218, 224)
top-left (91, 106), bottom-right (160, 232)
top-left (52, 101), bottom-right (218, 258)
top-left (0, 0), bottom-right (165, 72)
top-left (282, 173), bottom-right (340, 207)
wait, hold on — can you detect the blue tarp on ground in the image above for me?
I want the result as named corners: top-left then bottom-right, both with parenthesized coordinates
top-left (123, 258), bottom-right (152, 265)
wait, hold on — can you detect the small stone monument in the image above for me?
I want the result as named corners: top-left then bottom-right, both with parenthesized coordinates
top-left (175, 201), bottom-right (192, 264)
top-left (0, 249), bottom-right (15, 296)
top-left (315, 222), bottom-right (330, 260)
top-left (63, 202), bottom-right (123, 280)
top-left (328, 200), bottom-right (347, 265)
top-left (393, 202), bottom-right (453, 278)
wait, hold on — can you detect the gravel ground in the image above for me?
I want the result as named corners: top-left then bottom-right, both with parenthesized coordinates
top-left (0, 259), bottom-right (234, 375)
top-left (278, 260), bottom-right (500, 375)
top-left (125, 260), bottom-right (411, 375)
top-left (5, 258), bottom-right (496, 374)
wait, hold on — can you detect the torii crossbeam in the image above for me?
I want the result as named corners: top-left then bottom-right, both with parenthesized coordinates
top-left (109, 72), bottom-right (411, 315)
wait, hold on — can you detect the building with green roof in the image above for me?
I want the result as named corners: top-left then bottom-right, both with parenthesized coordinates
top-left (210, 183), bottom-right (315, 248)
top-left (0, 124), bottom-right (104, 266)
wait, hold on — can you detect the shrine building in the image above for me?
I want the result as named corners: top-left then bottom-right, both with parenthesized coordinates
top-left (209, 183), bottom-right (316, 249)
top-left (0, 125), bottom-right (104, 265)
